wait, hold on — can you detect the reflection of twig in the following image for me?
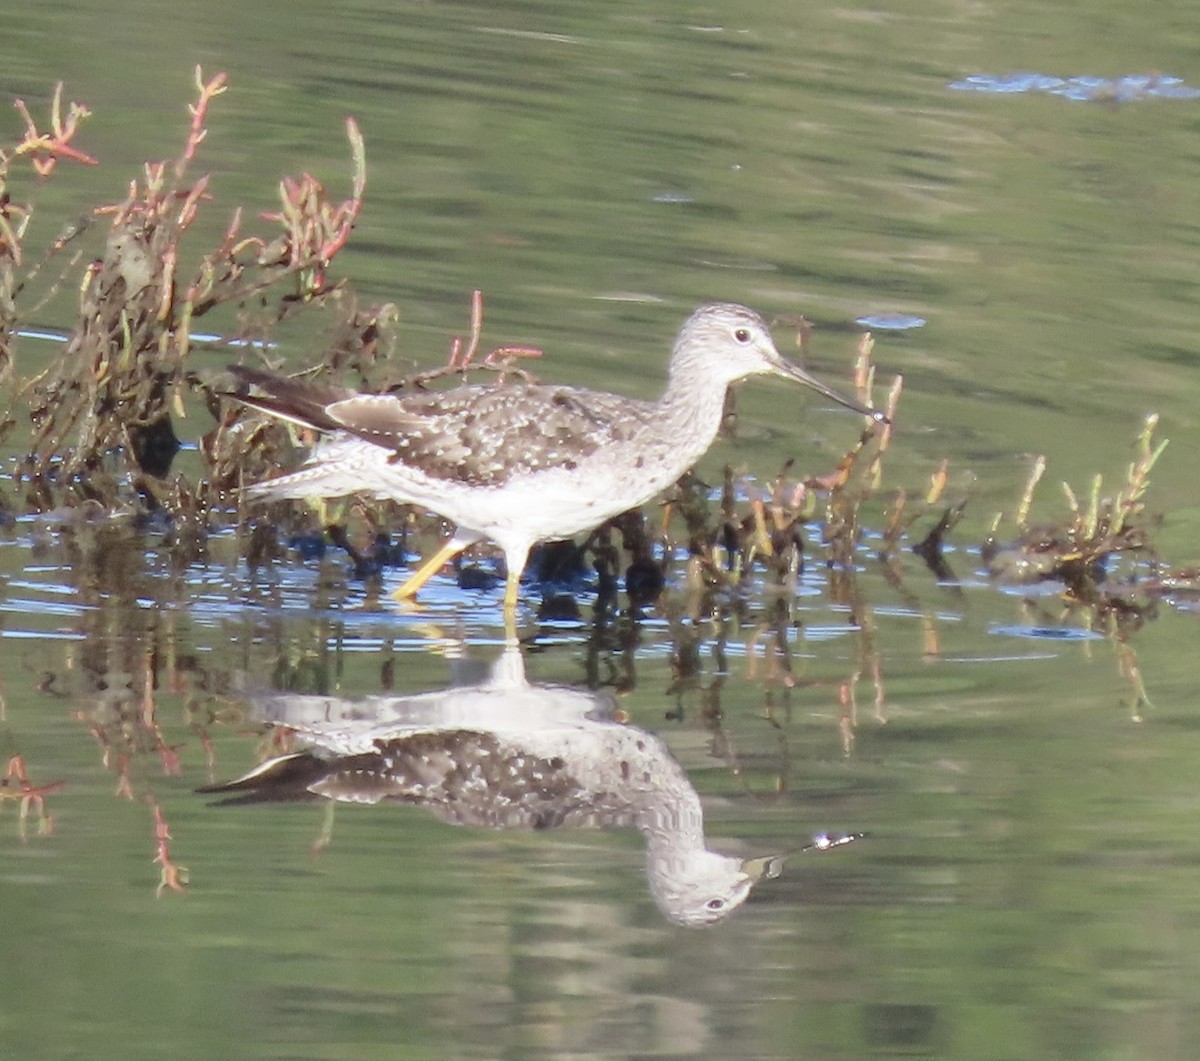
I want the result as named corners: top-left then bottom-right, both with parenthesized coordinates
top-left (1, 755), bottom-right (63, 839)
top-left (984, 416), bottom-right (1175, 712)
top-left (701, 696), bottom-right (792, 802)
top-left (1111, 623), bottom-right (1153, 723)
top-left (151, 800), bottom-right (188, 897)
top-left (838, 682), bottom-right (856, 757)
top-left (921, 614), bottom-right (940, 662)
top-left (744, 620), bottom-right (796, 689)
top-left (311, 802), bottom-right (336, 858)
top-left (836, 615), bottom-right (887, 757)
top-left (665, 617), bottom-right (797, 797)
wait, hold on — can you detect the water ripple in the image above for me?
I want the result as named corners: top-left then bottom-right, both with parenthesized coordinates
top-left (990, 624), bottom-right (1104, 642)
top-left (949, 73), bottom-right (1200, 103)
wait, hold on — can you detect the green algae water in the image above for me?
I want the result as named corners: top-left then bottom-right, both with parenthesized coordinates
top-left (4, 1), bottom-right (1200, 1058)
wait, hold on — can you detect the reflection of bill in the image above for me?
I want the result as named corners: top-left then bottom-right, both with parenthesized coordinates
top-left (200, 647), bottom-right (860, 926)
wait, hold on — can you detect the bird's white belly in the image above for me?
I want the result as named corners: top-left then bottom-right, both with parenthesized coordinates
top-left (443, 460), bottom-right (665, 546)
top-left (290, 430), bottom-right (694, 551)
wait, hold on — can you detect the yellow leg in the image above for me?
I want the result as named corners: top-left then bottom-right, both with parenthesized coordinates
top-left (502, 565), bottom-right (521, 643)
top-left (392, 538), bottom-right (471, 602)
top-left (502, 566), bottom-right (522, 612)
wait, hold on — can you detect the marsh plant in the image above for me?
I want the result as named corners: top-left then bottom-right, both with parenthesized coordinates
top-left (0, 72), bottom-right (1186, 633)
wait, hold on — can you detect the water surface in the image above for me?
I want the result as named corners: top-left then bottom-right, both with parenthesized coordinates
top-left (4, 2), bottom-right (1200, 1059)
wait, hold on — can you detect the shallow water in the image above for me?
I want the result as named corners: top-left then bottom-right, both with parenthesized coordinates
top-left (4, 2), bottom-right (1200, 1059)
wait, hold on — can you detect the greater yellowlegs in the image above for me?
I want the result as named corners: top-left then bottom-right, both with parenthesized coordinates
top-left (199, 645), bottom-right (785, 926)
top-left (230, 302), bottom-right (881, 626)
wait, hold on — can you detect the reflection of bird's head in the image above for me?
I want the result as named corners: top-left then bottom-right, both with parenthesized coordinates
top-left (647, 848), bottom-right (771, 928)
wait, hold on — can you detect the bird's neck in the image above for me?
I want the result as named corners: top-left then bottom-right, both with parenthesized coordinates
top-left (635, 782), bottom-right (708, 854)
top-left (658, 362), bottom-right (734, 466)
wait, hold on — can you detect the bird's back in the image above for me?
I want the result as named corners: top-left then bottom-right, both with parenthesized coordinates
top-left (320, 380), bottom-right (663, 489)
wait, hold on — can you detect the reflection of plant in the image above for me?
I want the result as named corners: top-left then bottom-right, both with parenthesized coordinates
top-left (151, 800), bottom-right (188, 897)
top-left (1, 755), bottom-right (63, 839)
top-left (981, 415), bottom-right (1173, 719)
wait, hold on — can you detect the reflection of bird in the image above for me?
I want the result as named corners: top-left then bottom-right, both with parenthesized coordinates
top-left (230, 303), bottom-right (880, 631)
top-left (199, 646), bottom-right (781, 927)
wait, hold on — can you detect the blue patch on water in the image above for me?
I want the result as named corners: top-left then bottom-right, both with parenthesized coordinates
top-left (949, 73), bottom-right (1200, 102)
top-left (855, 313), bottom-right (927, 331)
top-left (1, 628), bottom-right (86, 640)
top-left (990, 624), bottom-right (1103, 642)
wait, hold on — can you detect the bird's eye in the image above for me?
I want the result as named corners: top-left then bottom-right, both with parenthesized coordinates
top-left (733, 328), bottom-right (751, 343)
top-left (706, 898), bottom-right (726, 911)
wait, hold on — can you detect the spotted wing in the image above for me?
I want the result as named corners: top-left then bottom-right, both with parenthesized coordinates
top-left (326, 383), bottom-right (658, 487)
